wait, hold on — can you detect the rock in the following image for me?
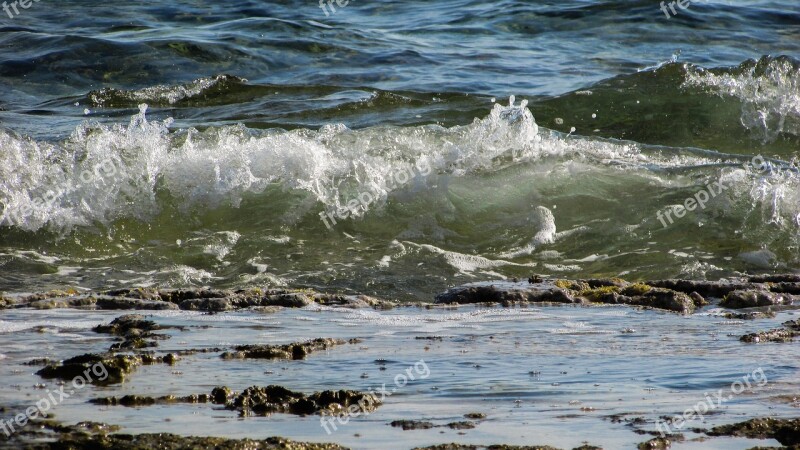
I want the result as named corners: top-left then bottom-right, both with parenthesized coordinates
top-left (264, 293), bottom-right (312, 308)
top-left (90, 393), bottom-right (210, 407)
top-left (36, 353), bottom-right (143, 384)
top-left (103, 287), bottom-right (162, 300)
top-left (647, 279), bottom-right (758, 298)
top-left (94, 315), bottom-right (160, 335)
top-left (720, 290), bottom-right (793, 309)
top-left (94, 314), bottom-right (167, 351)
top-left (0, 296), bottom-right (15, 309)
top-left (38, 433), bottom-right (347, 449)
top-left (95, 297), bottom-right (178, 310)
top-left (220, 338), bottom-right (345, 360)
top-left (179, 298), bottom-right (233, 311)
top-left (706, 418), bottom-right (800, 445)
top-left (723, 310), bottom-right (776, 320)
top-left (748, 274), bottom-right (800, 283)
top-left (631, 288), bottom-right (696, 314)
top-left (391, 420), bottom-right (435, 430)
top-left (740, 328), bottom-right (797, 343)
top-left (446, 421), bottom-right (476, 430)
top-left (435, 283), bottom-right (576, 305)
top-left (637, 437), bottom-right (671, 450)
top-left (228, 385), bottom-right (380, 416)
top-left (212, 386), bottom-right (233, 404)
top-left (689, 291), bottom-right (708, 307)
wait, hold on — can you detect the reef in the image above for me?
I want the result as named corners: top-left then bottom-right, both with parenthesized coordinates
top-left (435, 274), bottom-right (800, 314)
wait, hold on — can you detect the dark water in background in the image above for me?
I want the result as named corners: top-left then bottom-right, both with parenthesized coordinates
top-left (2, 0), bottom-right (800, 298)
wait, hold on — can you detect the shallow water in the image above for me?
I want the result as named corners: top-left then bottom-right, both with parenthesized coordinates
top-left (0, 304), bottom-right (798, 448)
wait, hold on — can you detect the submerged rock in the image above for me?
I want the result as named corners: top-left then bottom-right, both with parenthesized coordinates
top-left (723, 310), bottom-right (776, 320)
top-left (705, 417), bottom-right (800, 445)
top-left (740, 328), bottom-right (798, 343)
top-left (412, 445), bottom-right (563, 450)
top-left (90, 394), bottom-right (210, 407)
top-left (220, 338), bottom-right (345, 360)
top-left (33, 433), bottom-right (347, 449)
top-left (391, 420), bottom-right (435, 430)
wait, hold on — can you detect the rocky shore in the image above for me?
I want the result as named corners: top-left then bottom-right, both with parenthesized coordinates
top-left (1, 275), bottom-right (799, 449)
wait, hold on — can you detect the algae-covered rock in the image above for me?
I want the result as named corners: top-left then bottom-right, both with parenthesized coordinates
top-left (630, 288), bottom-right (695, 314)
top-left (38, 433), bottom-right (348, 449)
top-left (229, 385), bottom-right (380, 416)
top-left (720, 289), bottom-right (793, 309)
top-left (36, 353), bottom-right (142, 384)
top-left (706, 417), bottom-right (800, 445)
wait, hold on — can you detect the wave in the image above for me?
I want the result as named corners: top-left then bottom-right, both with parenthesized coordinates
top-left (684, 55), bottom-right (800, 142)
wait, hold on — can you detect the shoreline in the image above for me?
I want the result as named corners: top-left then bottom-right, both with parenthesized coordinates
top-left (1, 276), bottom-right (799, 449)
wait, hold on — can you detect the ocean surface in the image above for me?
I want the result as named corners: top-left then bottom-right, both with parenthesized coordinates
top-left (1, 0), bottom-right (800, 297)
top-left (1, 3), bottom-right (800, 448)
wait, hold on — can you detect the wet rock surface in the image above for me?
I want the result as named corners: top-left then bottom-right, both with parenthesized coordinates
top-left (87, 384), bottom-right (381, 418)
top-left (90, 393), bottom-right (211, 406)
top-left (435, 275), bottom-right (800, 314)
top-left (741, 319), bottom-right (800, 343)
top-left (2, 287), bottom-right (394, 312)
top-left (411, 445), bottom-right (565, 450)
top-left (228, 385), bottom-right (380, 416)
top-left (705, 417), bottom-right (800, 445)
top-left (4, 279), bottom-right (800, 449)
top-left (220, 338), bottom-right (346, 360)
top-left (93, 314), bottom-right (171, 351)
top-left (391, 420), bottom-right (436, 430)
top-left (0, 420), bottom-right (347, 450)
top-left (720, 289), bottom-right (795, 309)
top-left (390, 420), bottom-right (478, 431)
top-left (36, 353), bottom-right (144, 385)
